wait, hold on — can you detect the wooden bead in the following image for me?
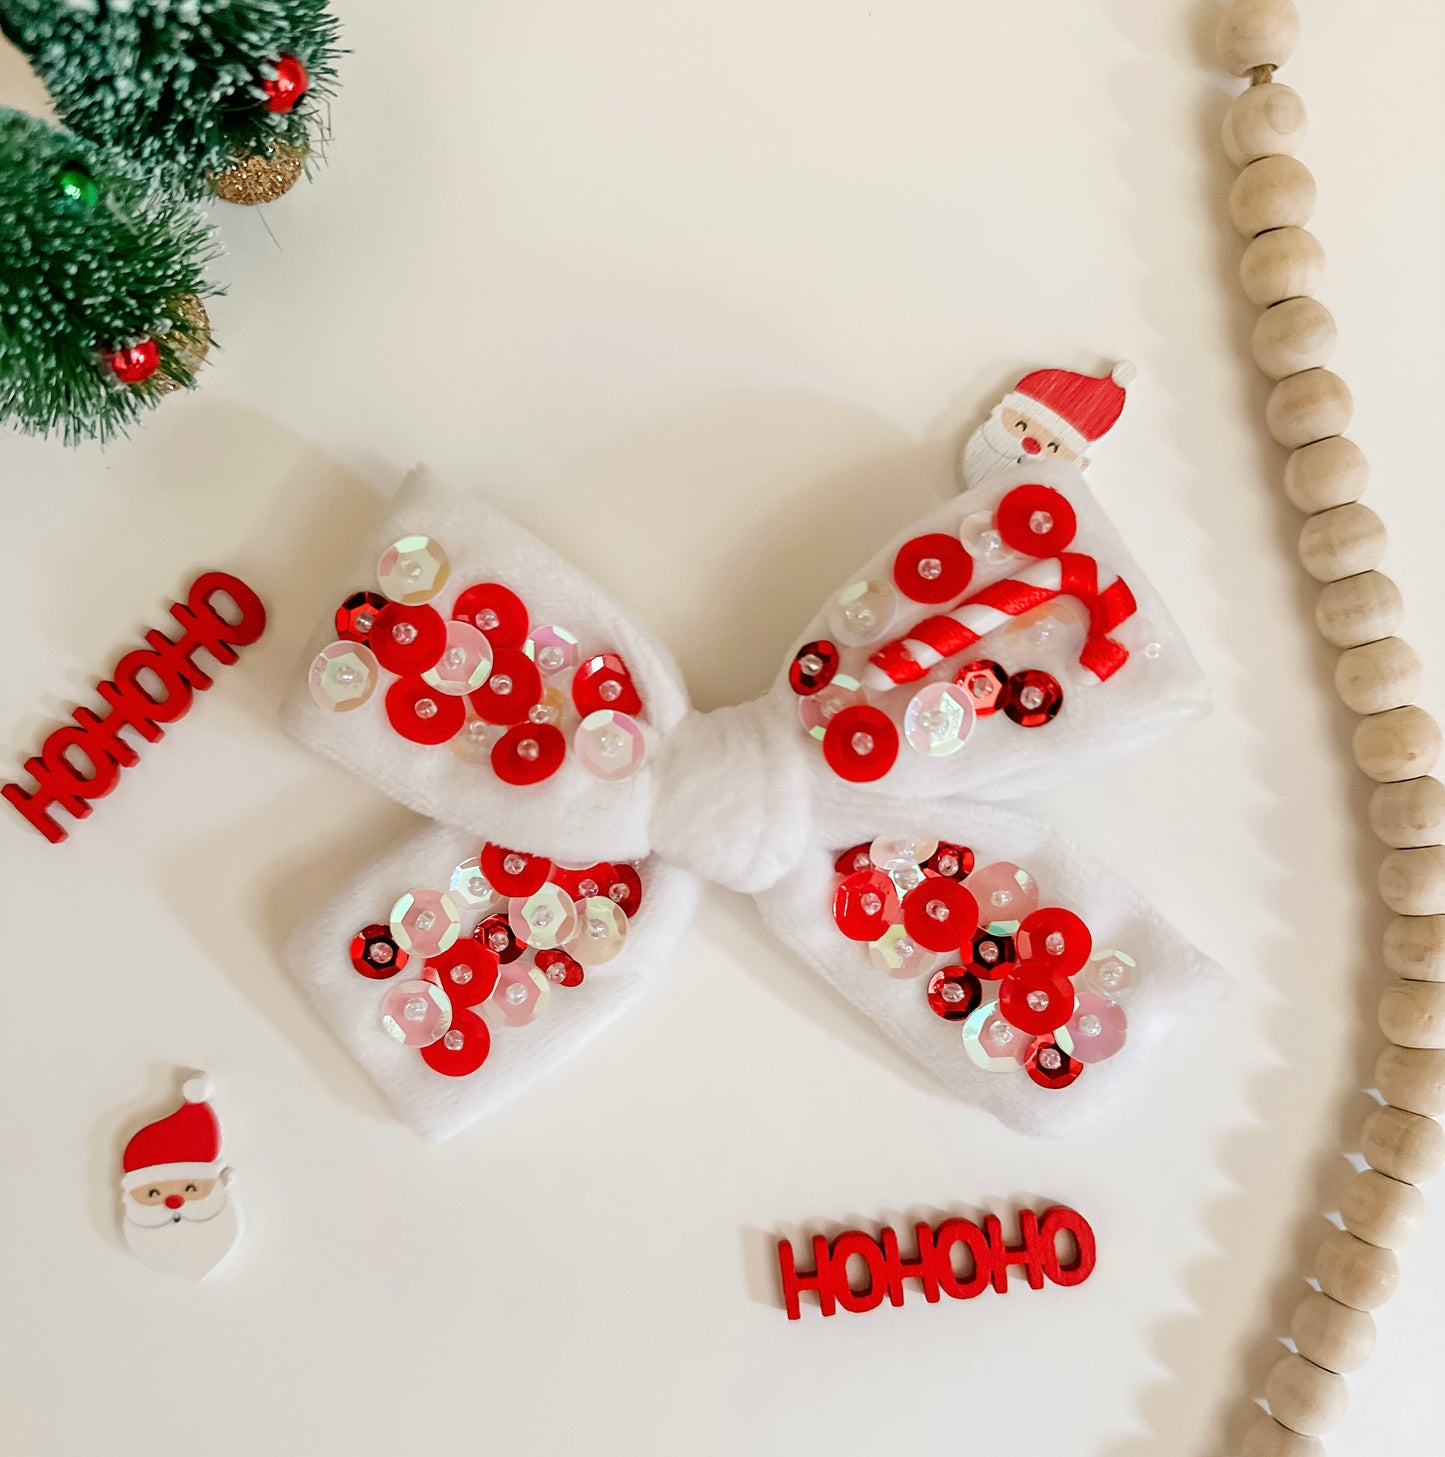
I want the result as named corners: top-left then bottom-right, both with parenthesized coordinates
top-left (1314, 571), bottom-right (1401, 648)
top-left (1375, 1045), bottom-right (1445, 1115)
top-left (1379, 977), bottom-right (1445, 1048)
top-left (1217, 0), bottom-right (1301, 76)
top-left (1383, 915), bottom-right (1445, 979)
top-left (1231, 155), bottom-right (1316, 237)
top-left (1283, 436), bottom-right (1367, 512)
top-left (1241, 1413), bottom-right (1325, 1457)
top-left (1223, 82), bottom-right (1308, 165)
top-left (1353, 707), bottom-right (1443, 784)
top-left (1361, 1103), bottom-right (1445, 1183)
top-left (1289, 1288), bottom-right (1376, 1371)
top-left (1263, 1352), bottom-right (1347, 1436)
top-left (1339, 1168), bottom-right (1427, 1248)
top-left (1379, 845), bottom-right (1445, 916)
top-left (1299, 503), bottom-right (1385, 583)
top-left (1254, 298), bottom-right (1336, 381)
top-left (1267, 369), bottom-right (1352, 448)
top-left (1314, 1227), bottom-right (1399, 1310)
top-left (1336, 637), bottom-right (1422, 715)
top-left (1240, 227), bottom-right (1326, 308)
top-left (1370, 778), bottom-right (1445, 848)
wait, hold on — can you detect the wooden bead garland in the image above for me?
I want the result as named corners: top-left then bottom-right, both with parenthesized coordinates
top-left (1216, 10), bottom-right (1444, 1447)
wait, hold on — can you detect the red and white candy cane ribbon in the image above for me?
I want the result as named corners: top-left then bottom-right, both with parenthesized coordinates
top-left (863, 552), bottom-right (1138, 693)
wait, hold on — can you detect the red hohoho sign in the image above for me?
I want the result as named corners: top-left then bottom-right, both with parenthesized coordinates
top-left (3, 572), bottom-right (267, 844)
top-left (777, 1205), bottom-right (1095, 1319)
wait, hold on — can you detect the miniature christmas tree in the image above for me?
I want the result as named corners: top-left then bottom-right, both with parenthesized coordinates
top-left (0, 110), bottom-right (218, 444)
top-left (0, 0), bottom-right (341, 204)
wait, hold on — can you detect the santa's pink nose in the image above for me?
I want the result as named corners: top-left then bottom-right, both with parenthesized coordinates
top-left (164, 1194), bottom-right (185, 1209)
top-left (1021, 436), bottom-right (1042, 455)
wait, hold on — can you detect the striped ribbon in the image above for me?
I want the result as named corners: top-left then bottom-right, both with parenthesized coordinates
top-left (863, 553), bottom-right (1137, 692)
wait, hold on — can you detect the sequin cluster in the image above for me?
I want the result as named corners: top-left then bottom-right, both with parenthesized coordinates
top-left (831, 836), bottom-right (1134, 1090)
top-left (308, 536), bottom-right (647, 785)
top-left (349, 844), bottom-right (643, 1078)
top-left (789, 485), bottom-right (1081, 782)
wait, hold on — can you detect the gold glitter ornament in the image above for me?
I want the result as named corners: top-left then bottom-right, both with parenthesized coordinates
top-left (209, 141), bottom-right (308, 206)
top-left (149, 293), bottom-right (212, 396)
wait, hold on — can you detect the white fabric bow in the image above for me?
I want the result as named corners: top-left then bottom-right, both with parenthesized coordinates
top-left (282, 464), bottom-right (1221, 1141)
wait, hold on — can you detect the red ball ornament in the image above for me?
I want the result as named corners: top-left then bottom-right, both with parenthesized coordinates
top-left (261, 54), bottom-right (310, 114)
top-left (822, 705), bottom-right (898, 782)
top-left (107, 339), bottom-right (159, 384)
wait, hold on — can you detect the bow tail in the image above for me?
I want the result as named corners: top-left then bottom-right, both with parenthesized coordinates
top-left (751, 801), bottom-right (1223, 1137)
top-left (286, 820), bottom-right (700, 1141)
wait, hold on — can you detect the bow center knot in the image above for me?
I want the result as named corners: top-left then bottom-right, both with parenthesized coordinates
top-left (648, 700), bottom-right (812, 894)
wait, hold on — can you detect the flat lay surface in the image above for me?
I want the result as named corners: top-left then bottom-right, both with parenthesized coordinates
top-left (2, 2), bottom-right (1443, 1454)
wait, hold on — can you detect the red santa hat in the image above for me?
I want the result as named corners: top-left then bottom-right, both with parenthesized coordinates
top-left (1003, 362), bottom-right (1137, 455)
top-left (121, 1075), bottom-right (224, 1190)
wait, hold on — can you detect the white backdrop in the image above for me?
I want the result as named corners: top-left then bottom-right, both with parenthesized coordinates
top-left (2, 3), bottom-right (1443, 1454)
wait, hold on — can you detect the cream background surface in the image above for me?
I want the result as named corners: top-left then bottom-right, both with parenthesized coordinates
top-left (1, 3), bottom-right (1442, 1454)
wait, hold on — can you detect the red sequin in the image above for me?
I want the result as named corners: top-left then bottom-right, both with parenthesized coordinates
top-left (469, 647), bottom-right (541, 725)
top-left (349, 923), bottom-right (408, 980)
top-left (480, 843), bottom-right (552, 897)
top-left (1003, 669), bottom-right (1064, 727)
top-left (420, 1008), bottom-right (492, 1077)
top-left (833, 870), bottom-right (901, 941)
top-left (426, 939), bottom-right (499, 1007)
top-left (954, 659), bottom-right (1009, 716)
top-left (893, 533), bottom-right (973, 604)
top-left (107, 339), bottom-right (159, 384)
top-left (573, 653), bottom-right (643, 717)
top-left (473, 912), bottom-right (526, 963)
top-left (822, 705), bottom-right (899, 782)
top-left (371, 602), bottom-right (447, 675)
top-left (536, 949), bottom-right (585, 987)
top-left (968, 928), bottom-right (1016, 980)
top-left (834, 843), bottom-right (875, 876)
top-left (925, 842), bottom-right (975, 880)
top-left (998, 965), bottom-right (1076, 1036)
top-left (1016, 906), bottom-right (1093, 977)
top-left (335, 591), bottom-right (388, 644)
top-left (492, 723), bottom-right (566, 784)
top-left (385, 677), bottom-right (467, 745)
top-left (453, 583), bottom-right (528, 650)
top-left (261, 54), bottom-right (310, 113)
top-left (926, 967), bottom-right (983, 1022)
top-left (994, 484), bottom-right (1077, 557)
top-left (902, 879), bottom-right (979, 953)
top-left (609, 864), bottom-right (643, 917)
top-left (789, 641), bottom-right (840, 696)
top-left (550, 862), bottom-right (616, 901)
top-left (1025, 1039), bottom-right (1083, 1090)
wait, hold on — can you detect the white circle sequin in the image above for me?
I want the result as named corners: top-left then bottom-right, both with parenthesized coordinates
top-left (575, 711), bottom-right (646, 781)
top-left (867, 925), bottom-right (941, 979)
top-left (869, 836), bottom-right (939, 869)
top-left (308, 641), bottom-right (380, 713)
top-left (389, 889), bottom-right (461, 957)
top-left (828, 580), bottom-right (897, 648)
top-left (568, 897), bottom-right (628, 966)
top-left (449, 857), bottom-right (501, 915)
top-left (959, 510), bottom-right (1020, 566)
top-left (421, 620), bottom-right (493, 696)
top-left (380, 979), bottom-right (452, 1046)
top-left (376, 536), bottom-right (451, 605)
top-left (961, 1002), bottom-right (1032, 1072)
top-left (903, 681), bottom-right (977, 756)
top-left (1084, 948), bottom-right (1138, 997)
top-left (798, 675), bottom-right (867, 740)
top-left (450, 715), bottom-right (499, 765)
top-left (527, 625), bottom-right (581, 677)
top-left (508, 886), bottom-right (578, 950)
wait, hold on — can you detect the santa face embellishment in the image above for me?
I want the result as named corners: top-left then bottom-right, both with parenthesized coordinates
top-left (120, 1075), bottom-right (240, 1281)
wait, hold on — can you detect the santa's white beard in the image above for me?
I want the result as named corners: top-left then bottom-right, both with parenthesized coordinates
top-left (959, 407), bottom-right (1032, 490)
top-left (123, 1189), bottom-right (239, 1280)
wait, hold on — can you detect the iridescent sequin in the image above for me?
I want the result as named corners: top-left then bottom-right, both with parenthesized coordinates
top-left (377, 536), bottom-right (451, 605)
top-left (903, 681), bottom-right (976, 756)
top-left (421, 620), bottom-right (494, 695)
top-left (308, 641), bottom-right (380, 713)
top-left (828, 580), bottom-right (897, 647)
top-left (389, 889), bottom-right (461, 958)
top-left (380, 978), bottom-right (452, 1047)
top-left (508, 885), bottom-right (578, 950)
top-left (575, 710), bottom-right (646, 781)
top-left (867, 925), bottom-right (941, 979)
top-left (568, 897), bottom-right (628, 966)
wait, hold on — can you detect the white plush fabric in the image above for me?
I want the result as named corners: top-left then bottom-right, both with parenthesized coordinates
top-left (282, 464), bottom-right (1222, 1141)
